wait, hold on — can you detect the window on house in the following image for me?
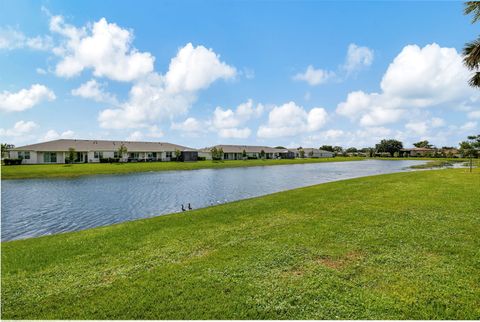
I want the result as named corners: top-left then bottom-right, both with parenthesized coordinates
top-left (43, 152), bottom-right (57, 163)
top-left (18, 151), bottom-right (24, 159)
top-left (114, 151), bottom-right (119, 158)
top-left (24, 151), bottom-right (30, 159)
top-left (166, 152), bottom-right (172, 158)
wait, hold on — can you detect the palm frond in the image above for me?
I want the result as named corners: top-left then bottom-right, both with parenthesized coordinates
top-left (463, 36), bottom-right (480, 70)
top-left (465, 1), bottom-right (480, 23)
top-left (468, 71), bottom-right (480, 88)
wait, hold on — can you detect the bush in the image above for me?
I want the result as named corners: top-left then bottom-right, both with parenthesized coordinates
top-left (3, 158), bottom-right (22, 165)
top-left (99, 158), bottom-right (120, 163)
top-left (197, 156), bottom-right (206, 161)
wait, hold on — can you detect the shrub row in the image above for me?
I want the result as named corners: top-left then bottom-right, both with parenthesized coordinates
top-left (3, 158), bottom-right (22, 165)
top-left (99, 158), bottom-right (121, 163)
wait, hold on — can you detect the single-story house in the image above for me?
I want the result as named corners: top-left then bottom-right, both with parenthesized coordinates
top-left (440, 148), bottom-right (461, 158)
top-left (289, 148), bottom-right (334, 158)
top-left (198, 145), bottom-right (294, 160)
top-left (9, 139), bottom-right (198, 164)
top-left (400, 147), bottom-right (436, 157)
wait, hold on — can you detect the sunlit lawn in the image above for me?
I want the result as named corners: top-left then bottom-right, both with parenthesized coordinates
top-left (2, 168), bottom-right (479, 319)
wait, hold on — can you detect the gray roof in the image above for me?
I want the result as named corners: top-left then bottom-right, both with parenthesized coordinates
top-left (14, 139), bottom-right (196, 152)
top-left (288, 148), bottom-right (334, 154)
top-left (199, 145), bottom-right (290, 154)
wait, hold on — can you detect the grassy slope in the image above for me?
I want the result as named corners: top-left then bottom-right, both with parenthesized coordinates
top-left (1, 157), bottom-right (364, 180)
top-left (2, 168), bottom-right (480, 319)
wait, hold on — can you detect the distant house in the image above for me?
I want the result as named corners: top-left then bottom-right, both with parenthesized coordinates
top-left (198, 145), bottom-right (294, 160)
top-left (289, 148), bottom-right (334, 158)
top-left (400, 147), bottom-right (436, 157)
top-left (9, 139), bottom-right (198, 164)
top-left (441, 148), bottom-right (461, 158)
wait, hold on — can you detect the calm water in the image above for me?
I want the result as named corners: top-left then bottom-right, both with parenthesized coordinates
top-left (1, 159), bottom-right (426, 241)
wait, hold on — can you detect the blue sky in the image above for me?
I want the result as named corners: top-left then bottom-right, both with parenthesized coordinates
top-left (0, 0), bottom-right (479, 149)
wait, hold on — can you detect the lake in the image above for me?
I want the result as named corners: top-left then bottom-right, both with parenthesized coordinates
top-left (1, 159), bottom-right (427, 241)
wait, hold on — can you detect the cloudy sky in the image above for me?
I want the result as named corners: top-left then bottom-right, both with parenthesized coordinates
top-left (1, 0), bottom-right (479, 149)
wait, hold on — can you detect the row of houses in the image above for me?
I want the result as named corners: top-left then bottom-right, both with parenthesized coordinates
top-left (400, 147), bottom-right (461, 157)
top-left (6, 139), bottom-right (335, 164)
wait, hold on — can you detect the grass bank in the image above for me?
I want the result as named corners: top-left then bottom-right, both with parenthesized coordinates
top-left (1, 157), bottom-right (364, 180)
top-left (409, 159), bottom-right (479, 169)
top-left (2, 168), bottom-right (479, 319)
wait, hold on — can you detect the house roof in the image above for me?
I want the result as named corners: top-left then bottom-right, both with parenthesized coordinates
top-left (13, 139), bottom-right (196, 152)
top-left (198, 145), bottom-right (289, 154)
top-left (288, 148), bottom-right (334, 154)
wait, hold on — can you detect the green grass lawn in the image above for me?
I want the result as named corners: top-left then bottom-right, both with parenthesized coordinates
top-left (1, 157), bottom-right (364, 180)
top-left (2, 168), bottom-right (479, 319)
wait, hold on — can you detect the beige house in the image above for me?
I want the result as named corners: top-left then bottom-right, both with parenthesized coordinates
top-left (198, 145), bottom-right (294, 160)
top-left (9, 139), bottom-right (198, 164)
top-left (400, 147), bottom-right (436, 157)
top-left (290, 148), bottom-right (334, 158)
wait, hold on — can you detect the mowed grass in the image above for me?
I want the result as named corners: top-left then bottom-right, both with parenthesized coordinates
top-left (1, 157), bottom-right (364, 180)
top-left (2, 168), bottom-right (480, 319)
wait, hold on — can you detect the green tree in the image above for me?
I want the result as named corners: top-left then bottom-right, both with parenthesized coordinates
top-left (67, 147), bottom-right (76, 163)
top-left (319, 145), bottom-right (334, 152)
top-left (375, 139), bottom-right (403, 157)
top-left (346, 147), bottom-right (358, 153)
top-left (298, 148), bottom-right (305, 158)
top-left (1, 143), bottom-right (14, 160)
top-left (242, 149), bottom-right (247, 160)
top-left (210, 147), bottom-right (224, 161)
top-left (413, 140), bottom-right (433, 148)
top-left (260, 149), bottom-right (266, 159)
top-left (308, 150), bottom-right (314, 158)
top-left (333, 146), bottom-right (344, 156)
top-left (117, 144), bottom-right (128, 161)
top-left (174, 149), bottom-right (182, 161)
top-left (464, 2), bottom-right (480, 87)
top-left (360, 147), bottom-right (374, 157)
top-left (460, 134), bottom-right (480, 172)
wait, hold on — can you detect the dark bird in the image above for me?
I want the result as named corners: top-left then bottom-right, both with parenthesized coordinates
top-left (181, 204), bottom-right (186, 212)
top-left (188, 203), bottom-right (192, 210)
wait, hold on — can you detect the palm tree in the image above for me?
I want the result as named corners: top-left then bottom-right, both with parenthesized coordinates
top-left (464, 2), bottom-right (480, 87)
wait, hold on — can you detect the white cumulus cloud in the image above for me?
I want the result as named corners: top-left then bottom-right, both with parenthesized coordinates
top-left (71, 79), bottom-right (117, 104)
top-left (293, 65), bottom-right (334, 86)
top-left (343, 43), bottom-right (374, 73)
top-left (0, 84), bottom-right (56, 112)
top-left (165, 43), bottom-right (236, 93)
top-left (98, 43), bottom-right (236, 129)
top-left (50, 16), bottom-right (154, 81)
top-left (257, 101), bottom-right (328, 138)
top-left (337, 43), bottom-right (479, 127)
top-left (218, 127), bottom-right (251, 139)
top-left (171, 117), bottom-right (205, 133)
top-left (43, 129), bottom-right (75, 141)
top-left (210, 99), bottom-right (263, 139)
top-left (0, 27), bottom-right (53, 51)
top-left (0, 120), bottom-right (38, 137)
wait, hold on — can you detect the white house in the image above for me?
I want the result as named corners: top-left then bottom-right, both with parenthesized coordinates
top-left (289, 148), bottom-right (334, 158)
top-left (9, 139), bottom-right (198, 164)
top-left (198, 145), bottom-right (294, 160)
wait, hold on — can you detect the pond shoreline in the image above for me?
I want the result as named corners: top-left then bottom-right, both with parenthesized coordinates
top-left (2, 160), bottom-right (427, 241)
top-left (1, 157), bottom-right (366, 180)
